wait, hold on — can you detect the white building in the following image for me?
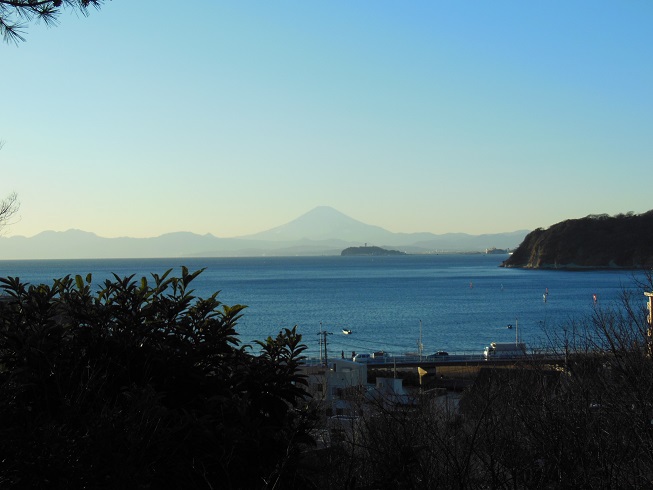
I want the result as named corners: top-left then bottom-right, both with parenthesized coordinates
top-left (302, 359), bottom-right (368, 416)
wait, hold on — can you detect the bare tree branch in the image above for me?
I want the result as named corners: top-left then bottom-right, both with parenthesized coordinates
top-left (0, 191), bottom-right (19, 232)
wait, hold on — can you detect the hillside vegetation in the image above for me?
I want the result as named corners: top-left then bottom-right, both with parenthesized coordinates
top-left (502, 210), bottom-right (653, 269)
top-left (341, 246), bottom-right (407, 256)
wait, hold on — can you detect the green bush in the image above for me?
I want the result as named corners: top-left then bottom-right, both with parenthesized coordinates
top-left (0, 268), bottom-right (314, 489)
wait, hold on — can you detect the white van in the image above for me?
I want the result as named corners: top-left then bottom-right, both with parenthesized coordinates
top-left (353, 353), bottom-right (371, 363)
top-left (484, 342), bottom-right (527, 359)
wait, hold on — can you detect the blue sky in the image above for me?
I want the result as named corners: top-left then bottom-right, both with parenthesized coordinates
top-left (1, 1), bottom-right (651, 238)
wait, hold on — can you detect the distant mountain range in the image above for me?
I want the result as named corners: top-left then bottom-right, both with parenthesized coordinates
top-left (0, 206), bottom-right (529, 260)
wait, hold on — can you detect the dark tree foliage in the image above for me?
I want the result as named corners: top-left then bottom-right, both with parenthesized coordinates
top-left (502, 210), bottom-right (653, 269)
top-left (315, 276), bottom-right (653, 489)
top-left (0, 0), bottom-right (106, 44)
top-left (0, 268), bottom-right (315, 489)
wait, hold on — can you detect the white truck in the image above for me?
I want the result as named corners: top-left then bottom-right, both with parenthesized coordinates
top-left (484, 342), bottom-right (527, 360)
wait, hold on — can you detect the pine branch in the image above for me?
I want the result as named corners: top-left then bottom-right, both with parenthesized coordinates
top-left (0, 0), bottom-right (105, 44)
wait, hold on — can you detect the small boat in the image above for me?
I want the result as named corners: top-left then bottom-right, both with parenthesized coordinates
top-left (507, 324), bottom-right (513, 329)
top-left (342, 328), bottom-right (352, 335)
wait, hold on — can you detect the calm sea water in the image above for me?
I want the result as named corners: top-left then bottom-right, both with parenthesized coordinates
top-left (0, 255), bottom-right (645, 357)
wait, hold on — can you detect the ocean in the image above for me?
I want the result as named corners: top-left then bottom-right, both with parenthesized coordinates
top-left (0, 255), bottom-right (646, 358)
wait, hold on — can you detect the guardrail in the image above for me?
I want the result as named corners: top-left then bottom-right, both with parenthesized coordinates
top-left (302, 353), bottom-right (486, 366)
top-left (302, 351), bottom-right (566, 367)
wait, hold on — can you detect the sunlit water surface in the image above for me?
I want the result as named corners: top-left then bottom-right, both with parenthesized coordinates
top-left (0, 255), bottom-right (645, 358)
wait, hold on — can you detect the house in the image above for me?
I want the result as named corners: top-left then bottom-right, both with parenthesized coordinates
top-left (302, 359), bottom-right (368, 416)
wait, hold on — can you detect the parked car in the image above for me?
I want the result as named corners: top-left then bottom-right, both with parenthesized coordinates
top-left (429, 351), bottom-right (449, 357)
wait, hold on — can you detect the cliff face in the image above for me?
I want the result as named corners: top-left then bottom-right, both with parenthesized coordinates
top-left (501, 211), bottom-right (653, 269)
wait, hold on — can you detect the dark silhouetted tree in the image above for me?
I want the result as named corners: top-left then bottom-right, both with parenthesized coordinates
top-left (0, 0), bottom-right (105, 43)
top-left (0, 268), bottom-right (315, 488)
top-left (0, 191), bottom-right (18, 232)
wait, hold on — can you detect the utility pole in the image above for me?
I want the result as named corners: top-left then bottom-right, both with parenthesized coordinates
top-left (418, 319), bottom-right (424, 361)
top-left (317, 322), bottom-right (331, 366)
top-left (317, 322), bottom-right (323, 363)
top-left (318, 335), bottom-right (323, 363)
top-left (317, 323), bottom-right (332, 366)
top-left (645, 292), bottom-right (653, 357)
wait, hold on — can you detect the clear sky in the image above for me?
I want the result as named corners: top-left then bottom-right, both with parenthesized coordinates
top-left (1, 1), bottom-right (651, 239)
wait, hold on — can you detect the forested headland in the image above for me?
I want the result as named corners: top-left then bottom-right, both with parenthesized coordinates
top-left (502, 210), bottom-right (653, 269)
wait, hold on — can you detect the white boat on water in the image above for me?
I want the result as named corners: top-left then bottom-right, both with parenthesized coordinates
top-left (342, 328), bottom-right (352, 335)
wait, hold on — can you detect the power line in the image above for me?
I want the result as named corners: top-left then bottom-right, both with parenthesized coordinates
top-left (317, 322), bottom-right (332, 366)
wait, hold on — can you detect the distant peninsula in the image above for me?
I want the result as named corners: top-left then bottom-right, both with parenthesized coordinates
top-left (501, 210), bottom-right (653, 269)
top-left (341, 246), bottom-right (407, 256)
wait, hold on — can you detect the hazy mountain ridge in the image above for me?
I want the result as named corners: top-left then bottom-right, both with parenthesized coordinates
top-left (246, 206), bottom-right (408, 245)
top-left (0, 207), bottom-right (528, 259)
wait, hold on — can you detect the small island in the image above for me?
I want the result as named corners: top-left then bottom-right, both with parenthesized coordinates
top-left (341, 246), bottom-right (407, 256)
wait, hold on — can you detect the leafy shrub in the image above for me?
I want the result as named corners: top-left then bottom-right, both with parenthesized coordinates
top-left (0, 268), bottom-right (314, 489)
